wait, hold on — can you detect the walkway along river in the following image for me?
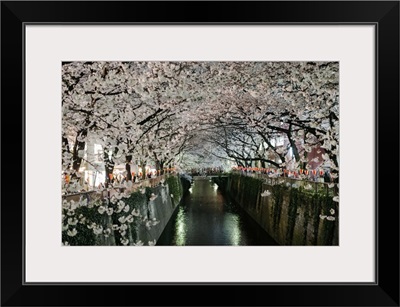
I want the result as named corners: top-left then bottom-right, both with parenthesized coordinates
top-left (156, 178), bottom-right (278, 246)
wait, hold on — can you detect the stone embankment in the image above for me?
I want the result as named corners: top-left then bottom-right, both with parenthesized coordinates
top-left (213, 173), bottom-right (338, 245)
top-left (62, 174), bottom-right (190, 246)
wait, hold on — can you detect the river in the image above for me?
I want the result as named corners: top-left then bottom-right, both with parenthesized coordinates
top-left (156, 178), bottom-right (278, 246)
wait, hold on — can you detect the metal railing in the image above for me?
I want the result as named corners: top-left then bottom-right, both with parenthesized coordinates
top-left (62, 174), bottom-right (172, 202)
top-left (232, 170), bottom-right (337, 195)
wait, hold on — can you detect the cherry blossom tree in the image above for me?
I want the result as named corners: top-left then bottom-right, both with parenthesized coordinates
top-left (62, 61), bottom-right (339, 190)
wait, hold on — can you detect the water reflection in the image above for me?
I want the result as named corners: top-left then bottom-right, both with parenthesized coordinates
top-left (157, 179), bottom-right (278, 246)
top-left (225, 214), bottom-right (241, 246)
top-left (174, 207), bottom-right (187, 245)
top-left (213, 183), bottom-right (218, 193)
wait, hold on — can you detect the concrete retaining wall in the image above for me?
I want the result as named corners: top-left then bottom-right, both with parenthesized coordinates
top-left (62, 174), bottom-right (189, 246)
top-left (219, 174), bottom-right (339, 246)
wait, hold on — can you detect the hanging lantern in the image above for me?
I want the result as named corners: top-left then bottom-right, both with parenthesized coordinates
top-left (304, 170), bottom-right (309, 175)
top-left (319, 169), bottom-right (324, 176)
top-left (65, 174), bottom-right (70, 184)
top-left (312, 169), bottom-right (317, 175)
top-left (109, 173), bottom-right (113, 180)
top-left (299, 169), bottom-right (304, 174)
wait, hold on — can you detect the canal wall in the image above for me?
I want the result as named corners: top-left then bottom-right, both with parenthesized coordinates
top-left (62, 174), bottom-right (190, 246)
top-left (214, 174), bottom-right (339, 245)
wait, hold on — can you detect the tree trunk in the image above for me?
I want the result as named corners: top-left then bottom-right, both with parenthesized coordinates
top-left (288, 124), bottom-right (301, 162)
top-left (103, 150), bottom-right (115, 187)
top-left (125, 155), bottom-right (132, 181)
top-left (140, 162), bottom-right (146, 180)
top-left (160, 161), bottom-right (164, 175)
top-left (62, 136), bottom-right (71, 169)
top-left (155, 160), bottom-right (161, 174)
top-left (71, 130), bottom-right (87, 179)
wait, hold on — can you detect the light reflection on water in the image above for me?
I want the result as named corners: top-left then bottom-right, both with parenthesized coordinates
top-left (157, 179), bottom-right (278, 246)
top-left (225, 214), bottom-right (241, 246)
top-left (174, 207), bottom-right (187, 245)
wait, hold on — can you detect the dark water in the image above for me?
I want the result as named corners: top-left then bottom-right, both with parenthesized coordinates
top-left (156, 179), bottom-right (278, 246)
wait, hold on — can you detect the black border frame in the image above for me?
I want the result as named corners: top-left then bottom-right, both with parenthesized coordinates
top-left (1, 1), bottom-right (399, 306)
